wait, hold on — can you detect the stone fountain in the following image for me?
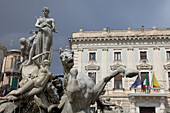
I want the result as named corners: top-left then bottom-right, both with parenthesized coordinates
top-left (0, 7), bottom-right (138, 113)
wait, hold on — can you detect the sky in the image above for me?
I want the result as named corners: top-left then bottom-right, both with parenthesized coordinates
top-left (0, 0), bottom-right (170, 74)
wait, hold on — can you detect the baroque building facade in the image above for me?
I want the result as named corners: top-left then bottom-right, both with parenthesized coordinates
top-left (0, 44), bottom-right (6, 96)
top-left (69, 27), bottom-right (170, 113)
top-left (0, 49), bottom-right (22, 96)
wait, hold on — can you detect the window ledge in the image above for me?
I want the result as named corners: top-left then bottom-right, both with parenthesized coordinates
top-left (140, 59), bottom-right (148, 63)
top-left (113, 60), bottom-right (122, 63)
top-left (113, 88), bottom-right (125, 93)
top-left (88, 60), bottom-right (97, 63)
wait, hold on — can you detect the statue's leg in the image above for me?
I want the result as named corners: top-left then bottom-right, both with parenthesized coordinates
top-left (26, 43), bottom-right (36, 65)
top-left (14, 80), bottom-right (34, 96)
top-left (43, 36), bottom-right (52, 60)
top-left (24, 87), bottom-right (43, 97)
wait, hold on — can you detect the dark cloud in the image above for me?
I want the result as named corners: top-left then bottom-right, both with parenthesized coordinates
top-left (0, 0), bottom-right (170, 74)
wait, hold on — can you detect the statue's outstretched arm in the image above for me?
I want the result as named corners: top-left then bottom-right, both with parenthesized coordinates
top-left (32, 52), bottom-right (50, 68)
top-left (91, 67), bottom-right (125, 103)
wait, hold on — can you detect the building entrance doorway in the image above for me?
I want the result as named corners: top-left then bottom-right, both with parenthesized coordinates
top-left (140, 107), bottom-right (155, 113)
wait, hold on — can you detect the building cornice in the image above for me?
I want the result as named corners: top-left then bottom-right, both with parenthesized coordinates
top-left (69, 35), bottom-right (170, 43)
top-left (72, 28), bottom-right (170, 38)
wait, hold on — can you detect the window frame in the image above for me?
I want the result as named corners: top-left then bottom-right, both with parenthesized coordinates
top-left (140, 51), bottom-right (147, 60)
top-left (168, 72), bottom-right (170, 89)
top-left (114, 74), bottom-right (122, 89)
top-left (140, 72), bottom-right (149, 87)
top-left (88, 72), bottom-right (96, 84)
top-left (114, 52), bottom-right (121, 61)
top-left (167, 51), bottom-right (170, 60)
top-left (89, 52), bottom-right (96, 61)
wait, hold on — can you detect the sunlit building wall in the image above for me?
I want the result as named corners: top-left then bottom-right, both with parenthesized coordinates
top-left (1, 49), bottom-right (21, 94)
top-left (69, 27), bottom-right (170, 113)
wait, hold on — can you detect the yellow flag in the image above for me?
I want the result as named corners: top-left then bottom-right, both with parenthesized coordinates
top-left (152, 74), bottom-right (161, 88)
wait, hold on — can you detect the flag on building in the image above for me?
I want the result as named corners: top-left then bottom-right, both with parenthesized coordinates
top-left (152, 74), bottom-right (161, 88)
top-left (130, 75), bottom-right (141, 88)
top-left (142, 73), bottom-right (149, 90)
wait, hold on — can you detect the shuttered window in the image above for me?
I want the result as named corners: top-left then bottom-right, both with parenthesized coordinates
top-left (8, 77), bottom-right (11, 86)
top-left (11, 77), bottom-right (18, 90)
top-left (114, 74), bottom-right (122, 89)
top-left (140, 51), bottom-right (147, 60)
top-left (10, 58), bottom-right (13, 69)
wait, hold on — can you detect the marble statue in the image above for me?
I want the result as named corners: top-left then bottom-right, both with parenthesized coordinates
top-left (0, 7), bottom-right (60, 113)
top-left (0, 7), bottom-right (139, 113)
top-left (58, 47), bottom-right (138, 113)
top-left (18, 7), bottom-right (57, 87)
top-left (26, 7), bottom-right (57, 66)
top-left (19, 31), bottom-right (38, 64)
top-left (0, 56), bottom-right (52, 100)
top-left (59, 47), bottom-right (74, 89)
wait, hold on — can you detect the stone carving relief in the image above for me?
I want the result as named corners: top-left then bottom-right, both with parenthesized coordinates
top-left (164, 63), bottom-right (170, 70)
top-left (85, 63), bottom-right (100, 71)
top-left (136, 59), bottom-right (153, 70)
top-left (110, 62), bottom-right (126, 71)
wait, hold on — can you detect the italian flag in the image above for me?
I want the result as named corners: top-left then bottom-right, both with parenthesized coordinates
top-left (142, 74), bottom-right (149, 90)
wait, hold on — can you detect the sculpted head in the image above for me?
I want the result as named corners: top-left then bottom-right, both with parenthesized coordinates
top-left (59, 47), bottom-right (74, 69)
top-left (42, 7), bottom-right (50, 16)
top-left (19, 37), bottom-right (27, 45)
top-left (42, 59), bottom-right (50, 67)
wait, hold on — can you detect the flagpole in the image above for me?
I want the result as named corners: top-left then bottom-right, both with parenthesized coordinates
top-left (151, 71), bottom-right (154, 89)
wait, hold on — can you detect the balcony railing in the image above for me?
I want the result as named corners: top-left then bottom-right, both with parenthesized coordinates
top-left (130, 87), bottom-right (165, 94)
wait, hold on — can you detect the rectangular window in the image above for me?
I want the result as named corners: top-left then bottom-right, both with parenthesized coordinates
top-left (10, 58), bottom-right (13, 69)
top-left (8, 77), bottom-right (11, 86)
top-left (114, 74), bottom-right (122, 89)
top-left (114, 52), bottom-right (121, 61)
top-left (140, 51), bottom-right (147, 60)
top-left (140, 72), bottom-right (149, 87)
top-left (88, 72), bottom-right (96, 84)
top-left (167, 51), bottom-right (170, 60)
top-left (11, 77), bottom-right (18, 90)
top-left (14, 56), bottom-right (20, 70)
top-left (89, 52), bottom-right (96, 61)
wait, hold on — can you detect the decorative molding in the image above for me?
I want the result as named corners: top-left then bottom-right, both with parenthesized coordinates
top-left (88, 49), bottom-right (97, 51)
top-left (69, 35), bottom-right (170, 43)
top-left (136, 59), bottom-right (153, 70)
top-left (110, 62), bottom-right (126, 71)
top-left (77, 49), bottom-right (83, 52)
top-left (153, 46), bottom-right (160, 50)
top-left (127, 47), bottom-right (134, 51)
top-left (139, 48), bottom-right (148, 50)
top-left (85, 63), bottom-right (100, 71)
top-left (102, 48), bottom-right (108, 51)
top-left (164, 63), bottom-right (170, 70)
